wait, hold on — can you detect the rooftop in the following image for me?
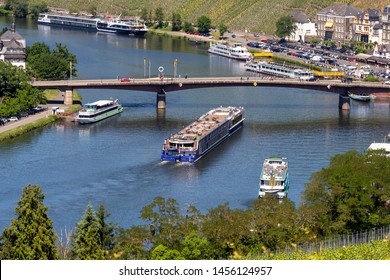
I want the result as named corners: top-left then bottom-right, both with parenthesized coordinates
top-left (318, 3), bottom-right (360, 17)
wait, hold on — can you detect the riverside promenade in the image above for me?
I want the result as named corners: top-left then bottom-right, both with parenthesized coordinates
top-left (0, 101), bottom-right (68, 135)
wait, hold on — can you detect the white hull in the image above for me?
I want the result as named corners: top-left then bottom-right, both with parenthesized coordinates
top-left (76, 100), bottom-right (123, 124)
top-left (208, 42), bottom-right (251, 61)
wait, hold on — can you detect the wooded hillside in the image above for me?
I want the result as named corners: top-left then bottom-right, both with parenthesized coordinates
top-left (29, 0), bottom-right (389, 34)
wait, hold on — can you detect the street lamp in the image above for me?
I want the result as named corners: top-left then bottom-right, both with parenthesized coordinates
top-left (173, 59), bottom-right (178, 78)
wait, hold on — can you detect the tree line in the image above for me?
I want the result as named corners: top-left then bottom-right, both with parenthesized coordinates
top-left (0, 41), bottom-right (77, 117)
top-left (1, 149), bottom-right (389, 260)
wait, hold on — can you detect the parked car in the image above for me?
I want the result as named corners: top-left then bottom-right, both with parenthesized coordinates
top-left (33, 106), bottom-right (44, 112)
top-left (8, 116), bottom-right (18, 122)
top-left (18, 112), bottom-right (28, 118)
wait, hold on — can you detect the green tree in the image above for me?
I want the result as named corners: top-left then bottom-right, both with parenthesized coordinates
top-left (301, 151), bottom-right (390, 237)
top-left (201, 204), bottom-right (252, 259)
top-left (275, 16), bottom-right (296, 39)
top-left (363, 75), bottom-right (379, 82)
top-left (71, 203), bottom-right (104, 260)
top-left (309, 38), bottom-right (321, 45)
top-left (88, 4), bottom-right (98, 17)
top-left (140, 196), bottom-right (183, 249)
top-left (53, 43), bottom-right (78, 77)
top-left (219, 23), bottom-right (228, 38)
top-left (0, 61), bottom-right (44, 117)
top-left (150, 244), bottom-right (184, 260)
top-left (171, 12), bottom-right (182, 32)
top-left (0, 61), bottom-right (29, 97)
top-left (96, 204), bottom-right (116, 258)
top-left (26, 42), bottom-right (77, 80)
top-left (155, 7), bottom-right (164, 28)
top-left (140, 8), bottom-right (148, 22)
top-left (251, 197), bottom-right (300, 251)
top-left (181, 231), bottom-right (212, 260)
top-left (197, 15), bottom-right (211, 34)
top-left (0, 185), bottom-right (58, 260)
top-left (10, 0), bottom-right (28, 18)
top-left (29, 2), bottom-right (48, 18)
top-left (148, 9), bottom-right (153, 27)
top-left (112, 226), bottom-right (151, 260)
top-left (183, 21), bottom-right (194, 33)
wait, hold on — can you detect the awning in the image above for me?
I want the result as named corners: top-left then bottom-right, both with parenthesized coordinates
top-left (367, 56), bottom-right (377, 63)
top-left (354, 53), bottom-right (371, 60)
top-left (374, 57), bottom-right (389, 65)
top-left (324, 22), bottom-right (333, 28)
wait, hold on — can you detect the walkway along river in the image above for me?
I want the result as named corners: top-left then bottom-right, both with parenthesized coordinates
top-left (0, 17), bottom-right (389, 232)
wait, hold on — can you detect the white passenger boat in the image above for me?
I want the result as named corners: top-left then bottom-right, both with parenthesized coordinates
top-left (245, 61), bottom-right (314, 79)
top-left (258, 157), bottom-right (289, 199)
top-left (38, 13), bottom-right (148, 36)
top-left (96, 18), bottom-right (148, 36)
top-left (161, 106), bottom-right (245, 162)
top-left (348, 91), bottom-right (371, 102)
top-left (208, 41), bottom-right (252, 61)
top-left (76, 99), bottom-right (123, 124)
top-left (367, 133), bottom-right (390, 157)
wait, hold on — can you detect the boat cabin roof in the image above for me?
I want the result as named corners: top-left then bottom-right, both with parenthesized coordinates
top-left (85, 100), bottom-right (114, 107)
top-left (262, 157), bottom-right (288, 179)
top-left (368, 143), bottom-right (390, 156)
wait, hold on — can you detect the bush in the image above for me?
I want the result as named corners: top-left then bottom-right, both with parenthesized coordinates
top-left (363, 75), bottom-right (379, 82)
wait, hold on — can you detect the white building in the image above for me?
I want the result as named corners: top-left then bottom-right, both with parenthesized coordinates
top-left (288, 11), bottom-right (317, 43)
top-left (0, 23), bottom-right (26, 69)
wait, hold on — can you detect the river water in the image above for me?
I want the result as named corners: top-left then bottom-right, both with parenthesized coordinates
top-left (0, 17), bottom-right (389, 232)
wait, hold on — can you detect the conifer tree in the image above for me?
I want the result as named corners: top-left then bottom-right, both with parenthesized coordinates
top-left (0, 184), bottom-right (58, 259)
top-left (96, 204), bottom-right (116, 258)
top-left (71, 203), bottom-right (104, 260)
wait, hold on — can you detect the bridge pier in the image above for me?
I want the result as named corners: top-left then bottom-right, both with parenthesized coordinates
top-left (338, 95), bottom-right (350, 110)
top-left (63, 89), bottom-right (73, 106)
top-left (156, 89), bottom-right (166, 109)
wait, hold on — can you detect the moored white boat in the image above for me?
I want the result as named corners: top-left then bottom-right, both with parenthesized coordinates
top-left (76, 99), bottom-right (123, 124)
top-left (258, 157), bottom-right (289, 199)
top-left (245, 60), bottom-right (314, 79)
top-left (38, 13), bottom-right (148, 36)
top-left (348, 91), bottom-right (371, 102)
top-left (208, 41), bottom-right (252, 61)
top-left (161, 106), bottom-right (245, 162)
top-left (367, 132), bottom-right (390, 157)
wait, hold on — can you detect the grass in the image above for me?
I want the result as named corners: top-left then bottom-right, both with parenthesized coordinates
top-left (251, 239), bottom-right (390, 260)
top-left (44, 89), bottom-right (60, 100)
top-left (0, 115), bottom-right (58, 142)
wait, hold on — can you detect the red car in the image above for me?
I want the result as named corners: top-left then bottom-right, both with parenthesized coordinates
top-left (120, 78), bottom-right (130, 82)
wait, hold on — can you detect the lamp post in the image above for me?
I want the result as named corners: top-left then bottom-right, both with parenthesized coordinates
top-left (69, 61), bottom-right (72, 80)
top-left (173, 59), bottom-right (178, 78)
top-left (144, 57), bottom-right (146, 77)
top-left (148, 60), bottom-right (151, 78)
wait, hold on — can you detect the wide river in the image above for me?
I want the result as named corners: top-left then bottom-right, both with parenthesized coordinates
top-left (0, 17), bottom-right (389, 232)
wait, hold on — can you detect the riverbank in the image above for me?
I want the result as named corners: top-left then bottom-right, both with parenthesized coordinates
top-left (0, 90), bottom-right (81, 141)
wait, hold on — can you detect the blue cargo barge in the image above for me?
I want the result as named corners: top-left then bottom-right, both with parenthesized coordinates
top-left (161, 106), bottom-right (244, 163)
